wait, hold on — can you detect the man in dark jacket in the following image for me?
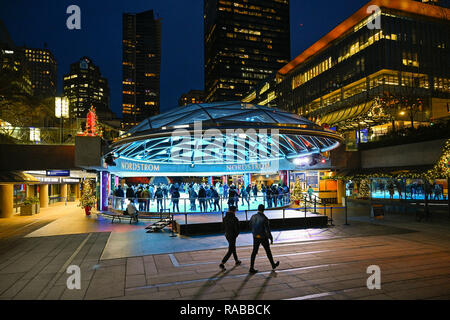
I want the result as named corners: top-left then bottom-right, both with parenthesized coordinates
top-left (198, 186), bottom-right (207, 212)
top-left (219, 206), bottom-right (241, 270)
top-left (172, 188), bottom-right (180, 213)
top-left (248, 204), bottom-right (279, 273)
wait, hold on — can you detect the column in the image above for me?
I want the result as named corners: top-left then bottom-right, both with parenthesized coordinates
top-left (337, 180), bottom-right (345, 204)
top-left (76, 183), bottom-right (81, 198)
top-left (0, 184), bottom-right (14, 218)
top-left (61, 184), bottom-right (68, 202)
top-left (26, 184), bottom-right (32, 198)
top-left (39, 184), bottom-right (49, 208)
top-left (100, 171), bottom-right (109, 211)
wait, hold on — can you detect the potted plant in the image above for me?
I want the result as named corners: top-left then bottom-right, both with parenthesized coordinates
top-left (20, 197), bottom-right (40, 215)
top-left (68, 193), bottom-right (76, 202)
top-left (78, 180), bottom-right (96, 215)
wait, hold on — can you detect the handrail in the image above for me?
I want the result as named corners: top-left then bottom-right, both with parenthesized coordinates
top-left (108, 193), bottom-right (291, 215)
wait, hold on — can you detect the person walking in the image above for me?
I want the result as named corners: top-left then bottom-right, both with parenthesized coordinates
top-left (219, 206), bottom-right (241, 270)
top-left (248, 204), bottom-right (279, 273)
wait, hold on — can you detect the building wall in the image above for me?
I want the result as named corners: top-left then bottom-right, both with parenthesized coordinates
top-left (0, 145), bottom-right (75, 170)
top-left (361, 138), bottom-right (446, 168)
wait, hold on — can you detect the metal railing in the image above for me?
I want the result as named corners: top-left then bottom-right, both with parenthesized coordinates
top-left (108, 193), bottom-right (291, 215)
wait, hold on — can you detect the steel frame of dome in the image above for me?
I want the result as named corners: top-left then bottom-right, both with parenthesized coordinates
top-left (106, 102), bottom-right (343, 175)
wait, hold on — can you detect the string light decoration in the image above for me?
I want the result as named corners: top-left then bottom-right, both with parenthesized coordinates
top-left (291, 178), bottom-right (304, 203)
top-left (78, 179), bottom-right (96, 215)
top-left (80, 106), bottom-right (103, 137)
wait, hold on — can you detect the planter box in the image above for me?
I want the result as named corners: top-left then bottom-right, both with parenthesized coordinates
top-left (20, 205), bottom-right (35, 216)
top-left (20, 203), bottom-right (39, 215)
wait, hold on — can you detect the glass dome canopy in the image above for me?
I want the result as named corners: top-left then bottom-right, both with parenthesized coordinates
top-left (125, 101), bottom-right (323, 137)
top-left (109, 102), bottom-right (343, 168)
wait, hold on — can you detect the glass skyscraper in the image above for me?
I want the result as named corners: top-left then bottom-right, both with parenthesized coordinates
top-left (204, 0), bottom-right (290, 102)
top-left (122, 10), bottom-right (161, 130)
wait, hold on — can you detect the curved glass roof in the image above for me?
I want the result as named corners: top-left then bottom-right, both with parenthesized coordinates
top-left (126, 102), bottom-right (321, 136)
top-left (110, 102), bottom-right (343, 167)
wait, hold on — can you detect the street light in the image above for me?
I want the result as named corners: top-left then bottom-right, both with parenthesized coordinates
top-left (55, 97), bottom-right (69, 144)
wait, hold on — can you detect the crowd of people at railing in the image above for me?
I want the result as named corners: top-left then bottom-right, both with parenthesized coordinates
top-left (348, 179), bottom-right (447, 200)
top-left (111, 181), bottom-right (291, 213)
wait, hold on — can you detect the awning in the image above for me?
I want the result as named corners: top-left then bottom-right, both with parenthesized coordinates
top-left (0, 171), bottom-right (40, 184)
top-left (320, 101), bottom-right (374, 127)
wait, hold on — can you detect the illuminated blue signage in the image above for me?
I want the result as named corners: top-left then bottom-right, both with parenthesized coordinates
top-left (46, 170), bottom-right (70, 177)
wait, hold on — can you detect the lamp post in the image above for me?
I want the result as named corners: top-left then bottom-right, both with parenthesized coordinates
top-left (55, 97), bottom-right (69, 144)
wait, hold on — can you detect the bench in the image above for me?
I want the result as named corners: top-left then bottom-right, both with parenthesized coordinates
top-left (104, 209), bottom-right (139, 224)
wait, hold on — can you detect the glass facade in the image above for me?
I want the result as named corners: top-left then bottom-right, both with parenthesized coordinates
top-left (204, 0), bottom-right (290, 102)
top-left (122, 10), bottom-right (161, 129)
top-left (244, 1), bottom-right (450, 141)
top-left (111, 102), bottom-right (342, 166)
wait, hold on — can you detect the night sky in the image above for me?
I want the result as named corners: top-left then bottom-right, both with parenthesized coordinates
top-left (1, 0), bottom-right (366, 117)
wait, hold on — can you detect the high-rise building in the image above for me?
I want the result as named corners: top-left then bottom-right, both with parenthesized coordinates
top-left (63, 57), bottom-right (110, 119)
top-left (178, 90), bottom-right (206, 106)
top-left (122, 10), bottom-right (161, 129)
top-left (0, 20), bottom-right (32, 97)
top-left (204, 0), bottom-right (290, 102)
top-left (20, 47), bottom-right (57, 97)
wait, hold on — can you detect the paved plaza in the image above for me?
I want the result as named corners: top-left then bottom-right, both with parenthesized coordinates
top-left (0, 203), bottom-right (449, 300)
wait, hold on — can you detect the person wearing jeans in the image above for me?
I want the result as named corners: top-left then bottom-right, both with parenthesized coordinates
top-left (248, 204), bottom-right (279, 273)
top-left (219, 206), bottom-right (241, 270)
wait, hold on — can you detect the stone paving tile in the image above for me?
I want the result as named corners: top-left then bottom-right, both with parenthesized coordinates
top-left (84, 265), bottom-right (126, 300)
top-left (0, 279), bottom-right (30, 299)
top-left (126, 257), bottom-right (145, 275)
top-left (13, 273), bottom-right (56, 300)
top-left (60, 280), bottom-right (92, 300)
top-left (125, 274), bottom-right (147, 288)
top-left (2, 206), bottom-right (450, 300)
top-left (42, 284), bottom-right (66, 300)
top-left (0, 273), bottom-right (25, 296)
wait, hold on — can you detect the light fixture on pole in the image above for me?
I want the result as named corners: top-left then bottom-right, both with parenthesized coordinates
top-left (55, 97), bottom-right (69, 143)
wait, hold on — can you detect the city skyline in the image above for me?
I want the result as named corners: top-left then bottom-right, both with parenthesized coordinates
top-left (2, 0), bottom-right (389, 117)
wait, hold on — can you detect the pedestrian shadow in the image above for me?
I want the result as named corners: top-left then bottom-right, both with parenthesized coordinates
top-left (231, 272), bottom-right (255, 300)
top-left (192, 266), bottom-right (236, 300)
top-left (253, 270), bottom-right (277, 300)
